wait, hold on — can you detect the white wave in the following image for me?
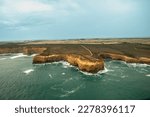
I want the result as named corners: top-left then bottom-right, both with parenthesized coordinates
top-left (30, 54), bottom-right (37, 57)
top-left (80, 67), bottom-right (110, 76)
top-left (62, 72), bottom-right (66, 75)
top-left (50, 61), bottom-right (64, 65)
top-left (61, 62), bottom-right (73, 68)
top-left (125, 63), bottom-right (150, 67)
top-left (146, 74), bottom-right (150, 77)
top-left (98, 67), bottom-right (109, 74)
top-left (109, 60), bottom-right (150, 68)
top-left (23, 69), bottom-right (34, 75)
top-left (0, 58), bottom-right (7, 60)
top-left (121, 75), bottom-right (127, 78)
top-left (49, 61), bottom-right (74, 68)
top-left (49, 74), bottom-right (53, 78)
top-left (60, 84), bottom-right (83, 98)
top-left (10, 53), bottom-right (27, 59)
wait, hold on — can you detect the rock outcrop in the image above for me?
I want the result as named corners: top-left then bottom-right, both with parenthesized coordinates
top-left (33, 54), bottom-right (104, 73)
top-left (23, 47), bottom-right (47, 55)
top-left (0, 47), bottom-right (23, 54)
top-left (0, 47), bottom-right (47, 55)
top-left (0, 41), bottom-right (150, 73)
top-left (100, 53), bottom-right (150, 64)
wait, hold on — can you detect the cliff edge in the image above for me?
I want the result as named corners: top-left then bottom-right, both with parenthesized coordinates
top-left (33, 54), bottom-right (104, 73)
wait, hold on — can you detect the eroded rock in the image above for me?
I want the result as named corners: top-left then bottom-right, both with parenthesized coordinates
top-left (33, 54), bottom-right (104, 73)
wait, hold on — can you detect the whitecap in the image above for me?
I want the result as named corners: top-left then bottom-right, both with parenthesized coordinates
top-left (0, 58), bottom-right (6, 60)
top-left (30, 54), bottom-right (37, 57)
top-left (49, 74), bottom-right (53, 78)
top-left (10, 53), bottom-right (27, 59)
top-left (146, 74), bottom-right (150, 77)
top-left (80, 67), bottom-right (110, 76)
top-left (126, 63), bottom-right (150, 67)
top-left (121, 75), bottom-right (127, 78)
top-left (60, 84), bottom-right (83, 98)
top-left (49, 61), bottom-right (74, 68)
top-left (61, 62), bottom-right (73, 68)
top-left (51, 61), bottom-right (64, 65)
top-left (23, 69), bottom-right (34, 75)
top-left (62, 72), bottom-right (66, 75)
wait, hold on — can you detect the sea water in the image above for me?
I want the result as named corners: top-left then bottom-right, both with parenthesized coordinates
top-left (0, 53), bottom-right (150, 100)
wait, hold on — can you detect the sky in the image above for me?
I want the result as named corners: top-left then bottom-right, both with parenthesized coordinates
top-left (0, 0), bottom-right (150, 41)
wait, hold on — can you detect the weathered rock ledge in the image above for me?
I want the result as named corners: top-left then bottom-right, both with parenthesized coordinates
top-left (100, 53), bottom-right (150, 64)
top-left (0, 47), bottom-right (47, 55)
top-left (33, 54), bottom-right (104, 73)
top-left (33, 52), bottom-right (150, 73)
top-left (1, 41), bottom-right (149, 73)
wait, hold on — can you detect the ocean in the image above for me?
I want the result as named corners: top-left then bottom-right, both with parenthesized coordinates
top-left (0, 53), bottom-right (150, 100)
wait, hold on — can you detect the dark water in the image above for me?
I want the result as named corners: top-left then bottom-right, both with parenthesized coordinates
top-left (0, 53), bottom-right (150, 100)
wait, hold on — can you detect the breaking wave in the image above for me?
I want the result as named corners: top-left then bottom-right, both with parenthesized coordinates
top-left (146, 74), bottom-right (150, 77)
top-left (23, 69), bottom-right (34, 75)
top-left (30, 54), bottom-right (37, 57)
top-left (10, 53), bottom-right (27, 59)
top-left (51, 61), bottom-right (74, 68)
top-left (0, 58), bottom-right (7, 60)
top-left (126, 63), bottom-right (150, 67)
top-left (109, 60), bottom-right (150, 68)
top-left (80, 67), bottom-right (110, 76)
top-left (49, 74), bottom-right (53, 78)
top-left (62, 72), bottom-right (66, 75)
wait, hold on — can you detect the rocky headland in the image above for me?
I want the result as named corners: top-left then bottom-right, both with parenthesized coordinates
top-left (33, 54), bottom-right (104, 73)
top-left (100, 53), bottom-right (150, 64)
top-left (0, 38), bottom-right (150, 73)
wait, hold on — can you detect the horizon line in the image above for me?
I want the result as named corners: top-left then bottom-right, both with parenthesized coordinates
top-left (0, 37), bottom-right (150, 42)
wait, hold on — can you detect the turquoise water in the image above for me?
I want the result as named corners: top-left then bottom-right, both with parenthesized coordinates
top-left (0, 53), bottom-right (150, 100)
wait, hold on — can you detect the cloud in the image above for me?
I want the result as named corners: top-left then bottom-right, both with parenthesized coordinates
top-left (1, 0), bottom-right (53, 14)
top-left (0, 0), bottom-right (81, 29)
top-left (105, 0), bottom-right (137, 14)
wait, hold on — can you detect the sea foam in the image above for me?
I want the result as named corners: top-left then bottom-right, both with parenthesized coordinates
top-left (80, 67), bottom-right (109, 76)
top-left (49, 74), bottom-right (53, 78)
top-left (0, 58), bottom-right (7, 60)
top-left (62, 72), bottom-right (66, 75)
top-left (146, 74), bottom-right (150, 77)
top-left (10, 53), bottom-right (27, 59)
top-left (60, 84), bottom-right (83, 98)
top-left (127, 63), bottom-right (150, 67)
top-left (30, 54), bottom-right (37, 57)
top-left (23, 69), bottom-right (34, 75)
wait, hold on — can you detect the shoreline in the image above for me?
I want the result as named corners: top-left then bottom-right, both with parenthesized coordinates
top-left (0, 52), bottom-right (150, 75)
top-left (0, 38), bottom-right (150, 73)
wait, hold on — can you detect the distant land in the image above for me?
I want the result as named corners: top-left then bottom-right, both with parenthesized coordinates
top-left (0, 38), bottom-right (150, 73)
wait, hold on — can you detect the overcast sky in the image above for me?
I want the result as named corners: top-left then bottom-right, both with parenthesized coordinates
top-left (0, 0), bottom-right (150, 41)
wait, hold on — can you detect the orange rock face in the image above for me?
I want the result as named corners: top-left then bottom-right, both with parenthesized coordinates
top-left (0, 48), bottom-right (23, 54)
top-left (33, 54), bottom-right (104, 73)
top-left (23, 47), bottom-right (47, 55)
top-left (65, 54), bottom-right (104, 73)
top-left (0, 47), bottom-right (47, 55)
top-left (100, 53), bottom-right (150, 64)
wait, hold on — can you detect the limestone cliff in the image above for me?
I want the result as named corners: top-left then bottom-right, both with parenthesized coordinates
top-left (0, 41), bottom-right (150, 73)
top-left (0, 47), bottom-right (46, 55)
top-left (100, 53), bottom-right (150, 64)
top-left (0, 47), bottom-right (23, 54)
top-left (23, 47), bottom-right (47, 55)
top-left (33, 54), bottom-right (104, 73)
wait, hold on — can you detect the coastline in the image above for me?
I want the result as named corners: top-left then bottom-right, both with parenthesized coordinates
top-left (0, 38), bottom-right (150, 73)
